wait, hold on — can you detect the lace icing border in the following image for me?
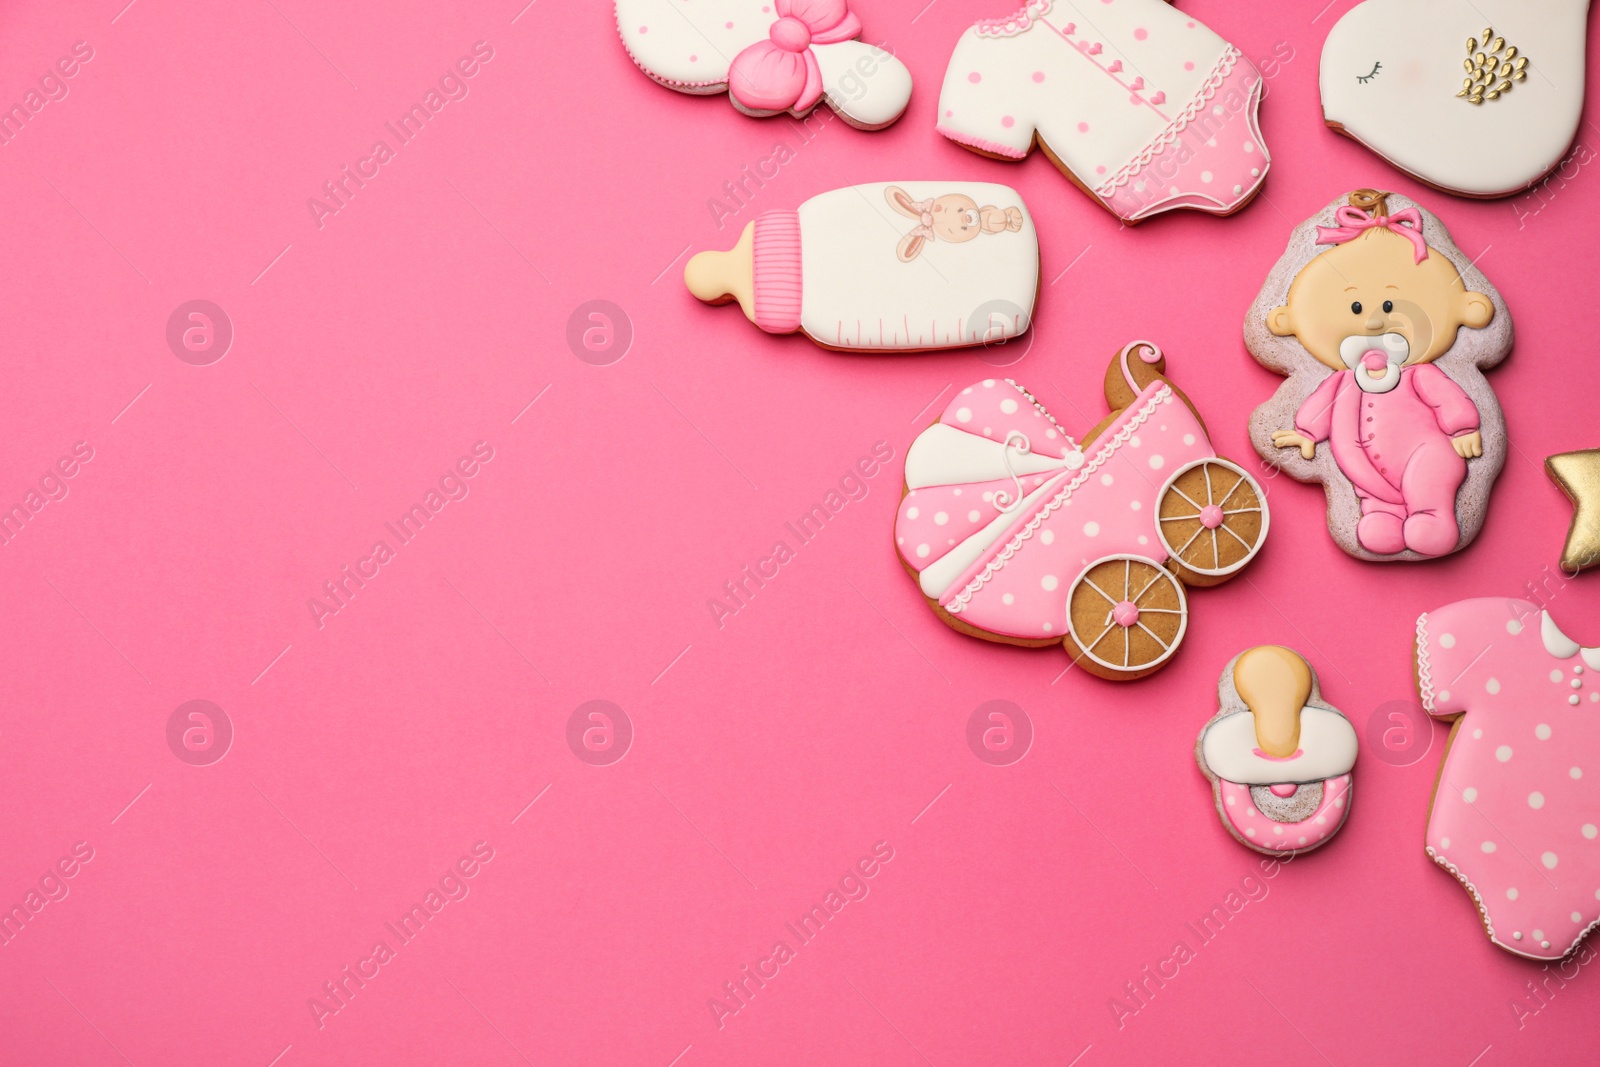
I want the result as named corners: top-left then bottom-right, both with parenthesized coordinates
top-left (946, 384), bottom-right (1172, 614)
top-left (1006, 378), bottom-right (1080, 454)
top-left (974, 0), bottom-right (1051, 37)
top-left (1094, 45), bottom-right (1245, 197)
top-left (1416, 612), bottom-right (1435, 713)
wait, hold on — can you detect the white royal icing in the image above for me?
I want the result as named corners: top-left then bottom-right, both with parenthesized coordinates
top-left (1200, 706), bottom-right (1360, 786)
top-left (1320, 1), bottom-right (1588, 195)
top-left (795, 182), bottom-right (1040, 350)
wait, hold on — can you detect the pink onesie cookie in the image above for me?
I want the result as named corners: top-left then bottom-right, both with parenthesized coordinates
top-left (1197, 646), bottom-right (1357, 856)
top-left (936, 0), bottom-right (1269, 222)
top-left (1416, 598), bottom-right (1600, 960)
top-left (1245, 189), bottom-right (1512, 562)
top-left (896, 342), bottom-right (1269, 680)
top-left (685, 181), bottom-right (1040, 352)
top-left (616, 0), bottom-right (912, 129)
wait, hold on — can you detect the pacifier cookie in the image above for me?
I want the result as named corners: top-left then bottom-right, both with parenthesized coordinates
top-left (1197, 646), bottom-right (1357, 856)
top-left (896, 342), bottom-right (1269, 680)
top-left (1321, 6), bottom-right (1588, 197)
top-left (616, 0), bottom-right (912, 129)
top-left (1416, 598), bottom-right (1600, 959)
top-left (1245, 189), bottom-right (1512, 561)
top-left (685, 181), bottom-right (1040, 353)
top-left (935, 0), bottom-right (1269, 222)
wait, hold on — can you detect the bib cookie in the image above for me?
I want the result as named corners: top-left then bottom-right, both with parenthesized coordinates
top-left (896, 342), bottom-right (1269, 680)
top-left (1321, 5), bottom-right (1589, 197)
top-left (935, 0), bottom-right (1269, 222)
top-left (1417, 599), bottom-right (1600, 959)
top-left (616, 0), bottom-right (912, 129)
top-left (686, 181), bottom-right (1040, 352)
top-left (1197, 647), bottom-right (1357, 856)
top-left (1245, 189), bottom-right (1511, 561)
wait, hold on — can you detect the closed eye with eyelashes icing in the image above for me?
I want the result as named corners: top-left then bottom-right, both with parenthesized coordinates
top-left (1356, 61), bottom-right (1381, 83)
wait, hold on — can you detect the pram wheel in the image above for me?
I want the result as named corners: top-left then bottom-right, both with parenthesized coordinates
top-left (1155, 458), bottom-right (1268, 586)
top-left (1064, 555), bottom-right (1189, 680)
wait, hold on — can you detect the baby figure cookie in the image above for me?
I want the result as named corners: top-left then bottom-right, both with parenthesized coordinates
top-left (1416, 598), bottom-right (1600, 959)
top-left (1197, 647), bottom-right (1357, 856)
top-left (1321, 6), bottom-right (1589, 197)
top-left (896, 342), bottom-right (1269, 680)
top-left (936, 0), bottom-right (1269, 222)
top-left (616, 0), bottom-right (912, 129)
top-left (1245, 189), bottom-right (1511, 561)
top-left (685, 181), bottom-right (1039, 352)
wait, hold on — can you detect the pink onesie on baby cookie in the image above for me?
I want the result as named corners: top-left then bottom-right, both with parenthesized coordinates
top-left (936, 0), bottom-right (1268, 221)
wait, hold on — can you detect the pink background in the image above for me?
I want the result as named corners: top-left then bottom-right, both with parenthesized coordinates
top-left (1, 1), bottom-right (1597, 1063)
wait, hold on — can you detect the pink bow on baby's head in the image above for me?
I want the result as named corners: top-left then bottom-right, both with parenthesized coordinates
top-left (1316, 206), bottom-right (1429, 264)
top-left (727, 0), bottom-right (862, 115)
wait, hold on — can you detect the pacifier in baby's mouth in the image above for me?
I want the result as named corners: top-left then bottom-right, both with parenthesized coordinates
top-left (1340, 332), bottom-right (1408, 394)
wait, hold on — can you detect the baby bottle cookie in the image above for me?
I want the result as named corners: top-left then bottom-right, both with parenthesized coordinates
top-left (895, 342), bottom-right (1269, 680)
top-left (686, 181), bottom-right (1040, 352)
top-left (1245, 189), bottom-right (1511, 561)
top-left (935, 0), bottom-right (1269, 222)
top-left (616, 0), bottom-right (913, 129)
top-left (1197, 647), bottom-right (1357, 856)
top-left (1416, 599), bottom-right (1600, 959)
top-left (1321, 6), bottom-right (1589, 197)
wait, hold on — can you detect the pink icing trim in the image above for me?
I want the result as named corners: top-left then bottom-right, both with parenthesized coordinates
top-left (1220, 774), bottom-right (1352, 852)
top-left (1251, 748), bottom-right (1305, 762)
top-left (1093, 46), bottom-right (1259, 198)
top-left (935, 124), bottom-right (1029, 159)
top-left (752, 211), bottom-right (803, 334)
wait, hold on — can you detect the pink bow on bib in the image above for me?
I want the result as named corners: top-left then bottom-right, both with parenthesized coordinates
top-left (1315, 206), bottom-right (1429, 264)
top-left (727, 0), bottom-right (862, 115)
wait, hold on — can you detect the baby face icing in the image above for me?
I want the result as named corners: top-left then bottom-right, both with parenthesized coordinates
top-left (1266, 218), bottom-right (1494, 391)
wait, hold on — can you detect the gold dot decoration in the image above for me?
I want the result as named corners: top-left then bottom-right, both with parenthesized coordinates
top-left (1459, 27), bottom-right (1528, 104)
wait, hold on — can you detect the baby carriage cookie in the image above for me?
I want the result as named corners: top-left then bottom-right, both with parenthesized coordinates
top-left (1197, 646), bottom-right (1357, 856)
top-left (616, 0), bottom-right (912, 129)
top-left (1416, 598), bottom-right (1600, 959)
top-left (685, 181), bottom-right (1040, 352)
top-left (896, 342), bottom-right (1270, 680)
top-left (1321, 5), bottom-right (1589, 197)
top-left (935, 0), bottom-right (1269, 222)
top-left (1245, 189), bottom-right (1511, 561)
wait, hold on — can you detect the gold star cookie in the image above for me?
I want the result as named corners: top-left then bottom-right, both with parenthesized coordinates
top-left (1547, 449), bottom-right (1600, 573)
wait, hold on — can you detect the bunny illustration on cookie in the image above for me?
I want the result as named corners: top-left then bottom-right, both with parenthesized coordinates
top-left (936, 0), bottom-right (1270, 222)
top-left (1197, 647), bottom-right (1357, 856)
top-left (1245, 189), bottom-right (1512, 561)
top-left (685, 181), bottom-right (1039, 352)
top-left (884, 186), bottom-right (1024, 262)
top-left (616, 0), bottom-right (913, 130)
top-left (1321, 5), bottom-right (1590, 197)
top-left (896, 342), bottom-right (1269, 680)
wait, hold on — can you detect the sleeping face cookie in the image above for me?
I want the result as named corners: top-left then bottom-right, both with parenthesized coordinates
top-left (1321, 5), bottom-right (1589, 197)
top-left (896, 342), bottom-right (1270, 680)
top-left (1197, 646), bottom-right (1357, 856)
top-left (1416, 599), bottom-right (1600, 959)
top-left (1245, 189), bottom-right (1512, 561)
top-left (685, 181), bottom-right (1040, 352)
top-left (936, 0), bottom-right (1269, 222)
top-left (616, 0), bottom-right (912, 129)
